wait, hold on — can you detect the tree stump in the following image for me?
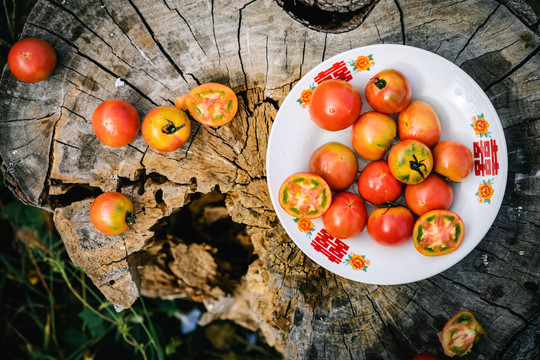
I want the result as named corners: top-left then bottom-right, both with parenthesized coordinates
top-left (1, 0), bottom-right (539, 358)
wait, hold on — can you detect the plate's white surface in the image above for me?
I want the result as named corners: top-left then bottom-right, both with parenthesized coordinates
top-left (266, 44), bottom-right (508, 285)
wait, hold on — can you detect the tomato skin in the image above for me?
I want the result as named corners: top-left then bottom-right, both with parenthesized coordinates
top-left (90, 192), bottom-right (135, 235)
top-left (8, 38), bottom-right (57, 83)
top-left (438, 311), bottom-right (486, 357)
top-left (358, 160), bottom-right (403, 205)
top-left (142, 106), bottom-right (191, 152)
top-left (309, 142), bottom-right (358, 191)
top-left (397, 100), bottom-right (441, 148)
top-left (365, 69), bottom-right (411, 114)
top-left (411, 353), bottom-right (440, 360)
top-left (92, 99), bottom-right (140, 147)
top-left (367, 206), bottom-right (414, 246)
top-left (279, 172), bottom-right (332, 219)
top-left (433, 140), bottom-right (474, 182)
top-left (413, 209), bottom-right (465, 256)
top-left (405, 174), bottom-right (453, 216)
top-left (322, 192), bottom-right (367, 239)
top-left (308, 79), bottom-right (363, 131)
top-left (351, 111), bottom-right (396, 161)
top-left (175, 83), bottom-right (238, 127)
top-left (388, 140), bottom-right (433, 184)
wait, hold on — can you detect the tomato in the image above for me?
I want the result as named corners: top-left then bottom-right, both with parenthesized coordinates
top-left (413, 210), bottom-right (465, 256)
top-left (365, 69), bottom-right (411, 114)
top-left (92, 99), bottom-right (140, 147)
top-left (367, 205), bottom-right (414, 246)
top-left (308, 79), bottom-right (362, 131)
top-left (309, 142), bottom-right (358, 191)
top-left (357, 160), bottom-right (403, 205)
top-left (404, 174), bottom-right (453, 216)
top-left (322, 192), bottom-right (367, 239)
top-left (388, 140), bottom-right (433, 184)
top-left (90, 192), bottom-right (135, 235)
top-left (175, 83), bottom-right (238, 127)
top-left (397, 100), bottom-right (441, 148)
top-left (7, 38), bottom-right (57, 83)
top-left (433, 140), bottom-right (474, 182)
top-left (351, 111), bottom-right (396, 161)
top-left (411, 353), bottom-right (440, 360)
top-left (438, 311), bottom-right (486, 357)
top-left (278, 172), bottom-right (332, 219)
top-left (142, 106), bottom-right (191, 152)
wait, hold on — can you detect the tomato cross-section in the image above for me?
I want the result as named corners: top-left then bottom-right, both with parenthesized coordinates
top-left (278, 172), bottom-right (332, 219)
top-left (413, 209), bottom-right (465, 256)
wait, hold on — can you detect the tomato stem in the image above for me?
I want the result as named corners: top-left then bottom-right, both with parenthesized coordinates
top-left (126, 211), bottom-right (136, 229)
top-left (161, 118), bottom-right (185, 134)
top-left (372, 77), bottom-right (387, 90)
top-left (409, 154), bottom-right (427, 179)
top-left (379, 202), bottom-right (400, 214)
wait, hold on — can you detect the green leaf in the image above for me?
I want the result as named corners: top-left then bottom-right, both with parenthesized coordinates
top-left (62, 327), bottom-right (90, 346)
top-left (78, 308), bottom-right (108, 338)
top-left (0, 201), bottom-right (44, 230)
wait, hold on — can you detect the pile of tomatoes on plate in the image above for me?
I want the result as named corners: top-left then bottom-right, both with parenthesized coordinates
top-left (279, 69), bottom-right (474, 257)
top-left (8, 38), bottom-right (239, 236)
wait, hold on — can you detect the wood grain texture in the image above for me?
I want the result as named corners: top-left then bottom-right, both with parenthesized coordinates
top-left (0, 0), bottom-right (538, 358)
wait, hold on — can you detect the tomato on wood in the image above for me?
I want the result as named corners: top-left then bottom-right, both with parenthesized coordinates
top-left (367, 205), bottom-right (414, 247)
top-left (404, 173), bottom-right (453, 216)
top-left (433, 140), bottom-right (474, 182)
top-left (92, 99), bottom-right (140, 147)
top-left (279, 172), bottom-right (332, 219)
top-left (413, 210), bottom-right (465, 256)
top-left (388, 139), bottom-right (433, 184)
top-left (8, 38), bottom-right (57, 83)
top-left (358, 160), bottom-right (403, 206)
top-left (397, 100), bottom-right (441, 148)
top-left (175, 83), bottom-right (238, 127)
top-left (322, 192), bottom-right (367, 239)
top-left (351, 111), bottom-right (396, 161)
top-left (142, 106), bottom-right (191, 152)
top-left (365, 69), bottom-right (411, 114)
top-left (438, 311), bottom-right (486, 357)
top-left (308, 79), bottom-right (363, 131)
top-left (90, 192), bottom-right (135, 235)
top-left (309, 142), bottom-right (358, 191)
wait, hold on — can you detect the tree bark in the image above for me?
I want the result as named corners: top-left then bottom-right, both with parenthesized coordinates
top-left (0, 0), bottom-right (538, 358)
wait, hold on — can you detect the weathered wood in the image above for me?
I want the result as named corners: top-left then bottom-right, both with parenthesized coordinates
top-left (0, 0), bottom-right (538, 358)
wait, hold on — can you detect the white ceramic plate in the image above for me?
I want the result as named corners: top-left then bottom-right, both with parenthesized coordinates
top-left (266, 44), bottom-right (507, 285)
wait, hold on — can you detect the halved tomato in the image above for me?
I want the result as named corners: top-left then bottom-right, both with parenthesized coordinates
top-left (175, 83), bottom-right (238, 127)
top-left (438, 311), bottom-right (486, 357)
top-left (278, 172), bottom-right (332, 219)
top-left (413, 210), bottom-right (465, 256)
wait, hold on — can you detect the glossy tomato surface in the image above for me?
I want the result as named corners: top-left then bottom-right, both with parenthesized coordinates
top-left (358, 160), bottom-right (403, 205)
top-left (365, 69), bottom-right (411, 114)
top-left (413, 210), bottom-right (465, 256)
top-left (397, 100), bottom-right (441, 148)
top-left (90, 192), bottom-right (135, 235)
top-left (8, 38), bottom-right (57, 83)
top-left (309, 142), bottom-right (358, 191)
top-left (388, 139), bottom-right (433, 184)
top-left (322, 192), bottom-right (367, 239)
top-left (175, 83), bottom-right (238, 127)
top-left (92, 99), bottom-right (140, 147)
top-left (411, 353), bottom-right (440, 360)
top-left (351, 111), bottom-right (396, 161)
top-left (438, 311), bottom-right (486, 357)
top-left (142, 106), bottom-right (191, 152)
top-left (308, 79), bottom-right (362, 131)
top-left (279, 172), bottom-right (332, 219)
top-left (404, 173), bottom-right (453, 216)
top-left (433, 140), bottom-right (474, 182)
top-left (367, 205), bottom-right (414, 246)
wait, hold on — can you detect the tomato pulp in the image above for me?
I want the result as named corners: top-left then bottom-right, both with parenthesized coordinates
top-left (309, 142), bottom-right (358, 191)
top-left (278, 172), bottom-right (332, 219)
top-left (92, 99), bottom-right (140, 147)
top-left (413, 209), bottom-right (465, 256)
top-left (8, 38), bottom-right (57, 83)
top-left (322, 192), bottom-right (367, 239)
top-left (142, 106), bottom-right (191, 152)
top-left (90, 192), bottom-right (135, 235)
top-left (438, 311), bottom-right (486, 357)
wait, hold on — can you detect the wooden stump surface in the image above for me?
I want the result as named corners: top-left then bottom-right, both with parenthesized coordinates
top-left (0, 0), bottom-right (539, 358)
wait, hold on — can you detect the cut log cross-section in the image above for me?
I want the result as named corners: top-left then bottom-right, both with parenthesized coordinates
top-left (1, 0), bottom-right (539, 358)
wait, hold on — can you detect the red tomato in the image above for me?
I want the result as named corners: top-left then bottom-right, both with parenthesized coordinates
top-left (404, 174), bottom-right (453, 216)
top-left (413, 210), bottom-right (465, 256)
top-left (278, 172), bottom-right (332, 219)
top-left (433, 140), bottom-right (474, 182)
top-left (365, 69), bottom-right (411, 114)
top-left (308, 79), bottom-right (362, 131)
top-left (92, 99), bottom-right (140, 147)
top-left (142, 106), bottom-right (191, 152)
top-left (309, 142), bottom-right (358, 191)
top-left (411, 353), bottom-right (440, 360)
top-left (322, 192), bottom-right (367, 239)
top-left (351, 111), bottom-right (396, 161)
top-left (388, 140), bottom-right (433, 184)
top-left (175, 83), bottom-right (238, 127)
top-left (358, 160), bottom-right (403, 205)
top-left (7, 38), bottom-right (57, 83)
top-left (397, 100), bottom-right (441, 148)
top-left (438, 311), bottom-right (486, 357)
top-left (367, 205), bottom-right (414, 246)
top-left (90, 192), bottom-right (135, 235)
